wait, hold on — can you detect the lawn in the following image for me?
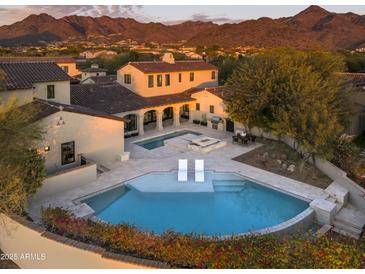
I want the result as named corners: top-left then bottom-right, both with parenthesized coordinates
top-left (233, 138), bottom-right (332, 189)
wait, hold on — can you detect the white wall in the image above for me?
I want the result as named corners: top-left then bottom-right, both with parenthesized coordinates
top-left (0, 214), bottom-right (151, 269)
top-left (117, 64), bottom-right (218, 97)
top-left (38, 111), bottom-right (124, 174)
top-left (33, 81), bottom-right (70, 105)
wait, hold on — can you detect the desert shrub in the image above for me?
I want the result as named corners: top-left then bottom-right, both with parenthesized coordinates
top-left (331, 136), bottom-right (365, 186)
top-left (41, 207), bottom-right (365, 269)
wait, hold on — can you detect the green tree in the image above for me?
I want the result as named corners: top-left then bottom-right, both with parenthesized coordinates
top-left (0, 76), bottom-right (46, 215)
top-left (225, 49), bottom-right (351, 166)
top-left (209, 55), bottom-right (247, 85)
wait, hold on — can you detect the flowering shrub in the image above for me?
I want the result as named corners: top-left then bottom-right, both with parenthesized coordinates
top-left (42, 207), bottom-right (365, 268)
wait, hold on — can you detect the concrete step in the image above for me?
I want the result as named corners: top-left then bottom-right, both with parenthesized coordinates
top-left (332, 227), bottom-right (361, 240)
top-left (335, 206), bottom-right (365, 230)
top-left (333, 220), bottom-right (363, 235)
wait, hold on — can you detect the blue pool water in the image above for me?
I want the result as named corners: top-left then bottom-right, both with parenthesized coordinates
top-left (83, 172), bottom-right (309, 236)
top-left (134, 130), bottom-right (201, 150)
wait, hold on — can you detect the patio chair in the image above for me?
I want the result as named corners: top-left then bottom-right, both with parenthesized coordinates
top-left (178, 159), bottom-right (188, 182)
top-left (232, 135), bottom-right (239, 144)
top-left (195, 159), bottom-right (205, 183)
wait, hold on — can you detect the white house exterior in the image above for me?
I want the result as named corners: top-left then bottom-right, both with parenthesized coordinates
top-left (0, 61), bottom-right (126, 176)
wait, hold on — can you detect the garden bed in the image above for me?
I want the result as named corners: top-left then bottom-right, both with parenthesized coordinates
top-left (41, 207), bottom-right (365, 269)
top-left (233, 138), bottom-right (332, 189)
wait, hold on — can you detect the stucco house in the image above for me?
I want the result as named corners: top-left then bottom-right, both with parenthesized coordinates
top-left (70, 53), bottom-right (234, 137)
top-left (0, 61), bottom-right (126, 176)
top-left (81, 64), bottom-right (108, 81)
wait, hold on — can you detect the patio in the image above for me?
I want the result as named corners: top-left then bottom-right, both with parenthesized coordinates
top-left (27, 123), bottom-right (330, 221)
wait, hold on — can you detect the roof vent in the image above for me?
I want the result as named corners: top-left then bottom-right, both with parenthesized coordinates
top-left (162, 53), bottom-right (175, 64)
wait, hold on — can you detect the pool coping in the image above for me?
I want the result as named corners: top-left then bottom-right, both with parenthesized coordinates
top-left (132, 128), bottom-right (201, 145)
top-left (72, 170), bottom-right (315, 240)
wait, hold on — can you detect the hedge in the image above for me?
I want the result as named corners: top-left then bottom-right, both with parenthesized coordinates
top-left (42, 207), bottom-right (365, 269)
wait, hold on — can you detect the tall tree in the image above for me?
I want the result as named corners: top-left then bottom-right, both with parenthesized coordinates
top-left (224, 49), bottom-right (351, 164)
top-left (0, 72), bottom-right (46, 215)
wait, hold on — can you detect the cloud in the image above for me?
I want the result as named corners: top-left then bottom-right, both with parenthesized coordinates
top-left (162, 12), bottom-right (244, 25)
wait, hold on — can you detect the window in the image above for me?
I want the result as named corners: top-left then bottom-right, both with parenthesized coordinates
top-left (196, 103), bottom-right (200, 111)
top-left (148, 75), bottom-right (154, 88)
top-left (62, 66), bottom-right (69, 73)
top-left (47, 85), bottom-right (55, 99)
top-left (165, 74), bottom-right (170, 86)
top-left (124, 74), bottom-right (131, 84)
top-left (61, 141), bottom-right (75, 165)
top-left (178, 73), bottom-right (182, 83)
top-left (124, 114), bottom-right (137, 132)
top-left (189, 72), bottom-right (194, 82)
top-left (209, 105), bottom-right (215, 114)
top-left (211, 71), bottom-right (216, 80)
top-left (157, 74), bottom-right (162, 87)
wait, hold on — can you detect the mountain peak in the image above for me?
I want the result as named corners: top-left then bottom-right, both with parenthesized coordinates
top-left (297, 5), bottom-right (330, 17)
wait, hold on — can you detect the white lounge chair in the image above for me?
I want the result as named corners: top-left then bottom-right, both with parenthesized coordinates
top-left (195, 159), bottom-right (205, 183)
top-left (178, 159), bottom-right (188, 182)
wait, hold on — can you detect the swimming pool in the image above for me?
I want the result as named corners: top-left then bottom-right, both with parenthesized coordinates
top-left (83, 171), bottom-right (309, 236)
top-left (134, 130), bottom-right (201, 150)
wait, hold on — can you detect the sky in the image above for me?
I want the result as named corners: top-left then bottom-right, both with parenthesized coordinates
top-left (1, 5), bottom-right (365, 26)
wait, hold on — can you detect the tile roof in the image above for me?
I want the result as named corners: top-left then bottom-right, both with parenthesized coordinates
top-left (0, 61), bottom-right (71, 90)
top-left (124, 60), bottom-right (218, 73)
top-left (21, 99), bottom-right (126, 123)
top-left (71, 83), bottom-right (196, 114)
top-left (81, 67), bottom-right (108, 73)
top-left (81, 75), bottom-right (117, 84)
top-left (0, 56), bottom-right (76, 63)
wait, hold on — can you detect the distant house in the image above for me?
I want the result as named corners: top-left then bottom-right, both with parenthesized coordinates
top-left (0, 56), bottom-right (81, 77)
top-left (81, 64), bottom-right (108, 80)
top-left (81, 75), bottom-right (117, 85)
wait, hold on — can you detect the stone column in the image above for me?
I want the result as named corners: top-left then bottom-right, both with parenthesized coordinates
top-left (156, 109), bottom-right (164, 131)
top-left (188, 104), bottom-right (194, 123)
top-left (173, 106), bottom-right (180, 127)
top-left (138, 113), bottom-right (144, 136)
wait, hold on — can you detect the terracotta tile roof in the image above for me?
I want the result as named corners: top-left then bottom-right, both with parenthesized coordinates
top-left (21, 99), bottom-right (126, 123)
top-left (124, 60), bottom-right (218, 73)
top-left (81, 67), bottom-right (108, 73)
top-left (188, 86), bottom-right (226, 99)
top-left (0, 56), bottom-right (76, 63)
top-left (0, 61), bottom-right (71, 90)
top-left (340, 72), bottom-right (365, 89)
top-left (81, 75), bottom-right (117, 84)
top-left (71, 83), bottom-right (195, 114)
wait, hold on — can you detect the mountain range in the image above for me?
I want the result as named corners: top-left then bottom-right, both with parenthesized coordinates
top-left (1, 5), bottom-right (365, 50)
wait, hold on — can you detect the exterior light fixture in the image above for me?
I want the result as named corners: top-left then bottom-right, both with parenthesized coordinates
top-left (44, 145), bottom-right (50, 152)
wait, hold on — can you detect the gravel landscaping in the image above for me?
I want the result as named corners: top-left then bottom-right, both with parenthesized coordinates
top-left (233, 138), bottom-right (332, 189)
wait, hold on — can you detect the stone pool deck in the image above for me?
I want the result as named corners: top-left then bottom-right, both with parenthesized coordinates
top-left (28, 123), bottom-right (330, 221)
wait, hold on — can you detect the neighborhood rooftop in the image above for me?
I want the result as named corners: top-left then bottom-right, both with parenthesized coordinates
top-left (71, 83), bottom-right (196, 113)
top-left (23, 98), bottom-right (126, 123)
top-left (0, 56), bottom-right (77, 63)
top-left (0, 61), bottom-right (71, 90)
top-left (125, 60), bottom-right (218, 73)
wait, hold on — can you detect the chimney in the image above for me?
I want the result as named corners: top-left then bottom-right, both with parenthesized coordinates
top-left (162, 53), bottom-right (175, 64)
